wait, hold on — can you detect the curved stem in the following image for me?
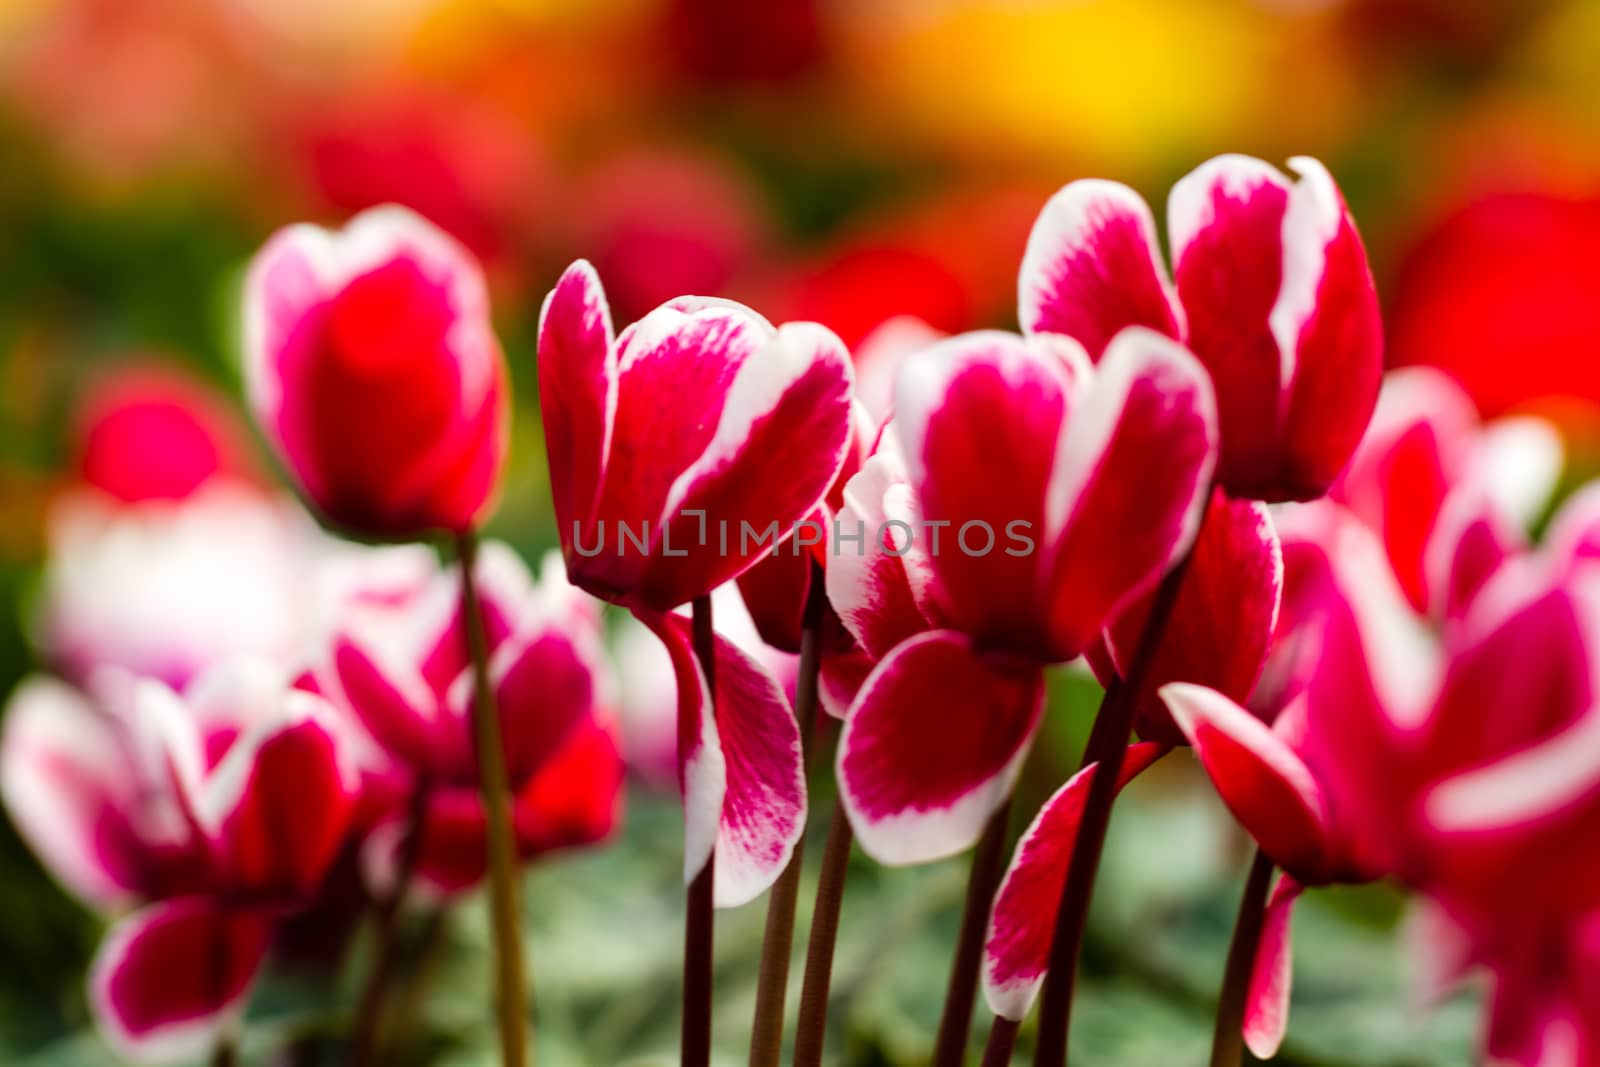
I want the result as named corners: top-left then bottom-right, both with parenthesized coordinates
top-left (351, 779), bottom-right (431, 1066)
top-left (931, 796), bottom-right (1014, 1067)
top-left (1032, 528), bottom-right (1204, 1067)
top-left (749, 564), bottom-right (826, 1067)
top-left (1211, 849), bottom-right (1275, 1067)
top-left (683, 595), bottom-right (718, 1067)
top-left (455, 530), bottom-right (529, 1067)
top-left (792, 800), bottom-right (853, 1067)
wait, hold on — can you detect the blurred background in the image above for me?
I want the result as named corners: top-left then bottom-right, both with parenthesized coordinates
top-left (3, 0), bottom-right (1600, 1062)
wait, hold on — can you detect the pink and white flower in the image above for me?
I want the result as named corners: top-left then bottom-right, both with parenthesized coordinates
top-left (1019, 155), bottom-right (1382, 502)
top-left (244, 204), bottom-right (508, 538)
top-left (4, 661), bottom-right (358, 1062)
top-left (831, 327), bottom-right (1217, 864)
top-left (320, 544), bottom-right (623, 897)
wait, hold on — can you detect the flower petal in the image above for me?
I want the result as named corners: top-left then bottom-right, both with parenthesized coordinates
top-left (1102, 492), bottom-right (1282, 744)
top-left (579, 301), bottom-right (772, 600)
top-left (538, 260), bottom-right (618, 553)
top-left (1243, 875), bottom-right (1304, 1059)
top-left (641, 321), bottom-right (854, 609)
top-left (635, 610), bottom-right (726, 884)
top-left (1272, 158), bottom-right (1384, 502)
top-left (1162, 683), bottom-right (1332, 881)
top-left (89, 898), bottom-right (271, 1064)
top-left (332, 631), bottom-right (440, 772)
top-left (202, 696), bottom-right (357, 897)
top-left (982, 742), bottom-right (1166, 1020)
top-left (513, 716), bottom-right (624, 857)
top-left (838, 631), bottom-right (1044, 865)
top-left (1043, 327), bottom-right (1217, 659)
top-left (0, 678), bottom-right (148, 908)
top-left (894, 331), bottom-right (1090, 659)
top-left (1019, 180), bottom-right (1183, 359)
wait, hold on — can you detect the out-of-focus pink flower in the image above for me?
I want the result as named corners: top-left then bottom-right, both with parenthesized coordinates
top-left (568, 147), bottom-right (767, 326)
top-left (851, 316), bottom-right (947, 425)
top-left (786, 246), bottom-right (974, 354)
top-left (1332, 367), bottom-right (1562, 619)
top-left (2, 661), bottom-right (357, 1062)
top-left (244, 205), bottom-right (508, 539)
top-left (1154, 533), bottom-right (1600, 1058)
top-left (830, 327), bottom-right (1216, 864)
top-left (1389, 193), bottom-right (1600, 421)
top-left (34, 484), bottom-right (432, 692)
top-left (72, 364), bottom-right (257, 503)
top-left (285, 84), bottom-right (549, 278)
top-left (321, 544), bottom-right (622, 897)
top-left (537, 260), bottom-right (854, 613)
top-left (1019, 155), bottom-right (1382, 502)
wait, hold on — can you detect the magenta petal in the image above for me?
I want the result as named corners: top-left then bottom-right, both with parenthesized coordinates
top-left (332, 632), bottom-right (439, 771)
top-left (1274, 159), bottom-right (1384, 502)
top-left (1043, 328), bottom-right (1217, 660)
top-left (838, 631), bottom-right (1045, 865)
top-left (205, 703), bottom-right (357, 898)
top-left (1104, 492), bottom-right (1282, 744)
top-left (0, 678), bottom-right (147, 908)
top-left (1168, 155), bottom-right (1295, 498)
top-left (581, 302), bottom-right (772, 600)
top-left (982, 742), bottom-right (1166, 1020)
top-left (89, 898), bottom-right (271, 1062)
top-left (895, 331), bottom-right (1090, 659)
top-left (635, 610), bottom-right (726, 883)
top-left (480, 628), bottom-right (597, 785)
top-left (1162, 683), bottom-right (1332, 882)
top-left (684, 616), bottom-right (807, 908)
top-left (1243, 875), bottom-right (1304, 1059)
top-left (640, 322), bottom-right (854, 610)
top-left (538, 260), bottom-right (617, 555)
top-left (1019, 180), bottom-right (1183, 359)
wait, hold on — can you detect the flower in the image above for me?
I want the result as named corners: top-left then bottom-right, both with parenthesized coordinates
top-left (72, 363), bottom-right (258, 503)
top-left (1152, 524), bottom-right (1600, 1059)
top-left (536, 259), bottom-right (855, 613)
top-left (243, 204), bottom-right (508, 538)
top-left (320, 543), bottom-right (623, 897)
top-left (829, 326), bottom-right (1216, 864)
top-left (2, 661), bottom-right (358, 1062)
top-left (1019, 154), bottom-right (1382, 502)
top-left (1331, 366), bottom-right (1562, 619)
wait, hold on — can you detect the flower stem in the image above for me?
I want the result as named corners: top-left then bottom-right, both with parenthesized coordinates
top-left (792, 798), bottom-right (853, 1067)
top-left (1032, 535), bottom-right (1202, 1067)
top-left (980, 1017), bottom-right (1020, 1067)
top-left (351, 779), bottom-right (431, 1067)
top-left (931, 795), bottom-right (1015, 1067)
top-left (684, 594), bottom-right (718, 1067)
top-left (455, 530), bottom-right (529, 1067)
top-left (211, 1039), bottom-right (237, 1067)
top-left (749, 564), bottom-right (826, 1067)
top-left (1211, 848), bottom-right (1275, 1067)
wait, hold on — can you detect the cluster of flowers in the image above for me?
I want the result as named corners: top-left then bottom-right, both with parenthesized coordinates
top-left (6, 150), bottom-right (1597, 1067)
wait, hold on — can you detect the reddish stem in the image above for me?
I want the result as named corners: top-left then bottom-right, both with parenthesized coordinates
top-left (1032, 532), bottom-right (1202, 1067)
top-left (683, 594), bottom-right (718, 1067)
top-left (749, 565), bottom-right (826, 1067)
top-left (792, 800), bottom-right (854, 1067)
top-left (1210, 848), bottom-right (1275, 1067)
top-left (931, 796), bottom-right (1015, 1067)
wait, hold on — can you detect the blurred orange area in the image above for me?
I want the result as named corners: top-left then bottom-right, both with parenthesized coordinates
top-left (4, 0), bottom-right (1600, 489)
